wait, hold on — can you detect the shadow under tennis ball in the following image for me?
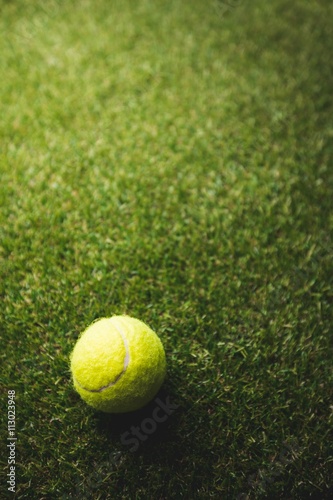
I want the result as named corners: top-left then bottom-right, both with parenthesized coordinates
top-left (95, 386), bottom-right (181, 451)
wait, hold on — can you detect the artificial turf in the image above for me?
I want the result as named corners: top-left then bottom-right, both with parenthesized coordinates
top-left (1, 0), bottom-right (332, 498)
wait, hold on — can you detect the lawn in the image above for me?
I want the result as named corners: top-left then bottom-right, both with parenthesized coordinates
top-left (1, 0), bottom-right (332, 498)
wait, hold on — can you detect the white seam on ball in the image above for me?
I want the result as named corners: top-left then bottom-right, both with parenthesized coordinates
top-left (74, 317), bottom-right (130, 393)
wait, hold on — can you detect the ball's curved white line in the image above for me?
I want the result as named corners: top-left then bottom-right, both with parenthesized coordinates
top-left (74, 318), bottom-right (130, 393)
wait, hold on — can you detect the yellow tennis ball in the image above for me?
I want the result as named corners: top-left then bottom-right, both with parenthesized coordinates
top-left (70, 315), bottom-right (166, 413)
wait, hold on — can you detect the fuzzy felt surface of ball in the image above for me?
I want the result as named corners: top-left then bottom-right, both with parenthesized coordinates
top-left (70, 315), bottom-right (166, 413)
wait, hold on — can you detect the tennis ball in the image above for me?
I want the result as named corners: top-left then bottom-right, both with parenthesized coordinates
top-left (70, 315), bottom-right (166, 413)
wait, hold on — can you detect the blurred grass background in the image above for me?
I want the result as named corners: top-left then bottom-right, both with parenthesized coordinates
top-left (0, 0), bottom-right (332, 498)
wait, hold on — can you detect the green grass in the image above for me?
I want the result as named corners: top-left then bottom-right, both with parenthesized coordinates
top-left (1, 0), bottom-right (332, 498)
